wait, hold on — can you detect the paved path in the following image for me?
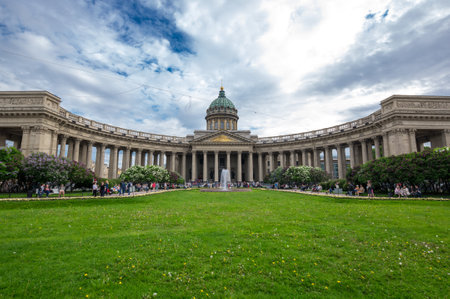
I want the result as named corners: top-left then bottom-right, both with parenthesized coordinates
top-left (0, 189), bottom-right (181, 202)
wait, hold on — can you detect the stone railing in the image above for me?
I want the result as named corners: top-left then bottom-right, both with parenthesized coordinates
top-left (257, 109), bottom-right (382, 144)
top-left (58, 107), bottom-right (188, 143)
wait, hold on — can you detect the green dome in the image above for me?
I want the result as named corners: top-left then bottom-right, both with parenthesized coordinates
top-left (209, 88), bottom-right (236, 109)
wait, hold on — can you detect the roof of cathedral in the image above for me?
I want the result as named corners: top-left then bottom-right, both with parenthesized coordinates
top-left (209, 87), bottom-right (236, 109)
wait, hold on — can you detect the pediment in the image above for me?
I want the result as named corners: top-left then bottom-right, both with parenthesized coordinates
top-left (191, 131), bottom-right (254, 144)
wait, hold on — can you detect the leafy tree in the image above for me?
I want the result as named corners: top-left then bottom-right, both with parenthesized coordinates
top-left (351, 147), bottom-right (449, 193)
top-left (0, 147), bottom-right (24, 183)
top-left (69, 161), bottom-right (95, 189)
top-left (268, 167), bottom-right (288, 184)
top-left (309, 167), bottom-right (328, 184)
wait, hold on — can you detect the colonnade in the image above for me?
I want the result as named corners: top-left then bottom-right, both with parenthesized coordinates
top-left (49, 129), bottom-right (420, 181)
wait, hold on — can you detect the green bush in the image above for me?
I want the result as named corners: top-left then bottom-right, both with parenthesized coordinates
top-left (350, 147), bottom-right (449, 193)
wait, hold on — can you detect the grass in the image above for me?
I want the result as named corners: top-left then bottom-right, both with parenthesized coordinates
top-left (0, 190), bottom-right (448, 298)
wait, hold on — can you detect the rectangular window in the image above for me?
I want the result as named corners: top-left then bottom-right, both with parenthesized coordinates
top-left (214, 121), bottom-right (218, 129)
top-left (226, 121), bottom-right (230, 129)
top-left (221, 121), bottom-right (224, 129)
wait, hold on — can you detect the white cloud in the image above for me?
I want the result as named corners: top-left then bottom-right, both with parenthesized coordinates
top-left (0, 0), bottom-right (449, 138)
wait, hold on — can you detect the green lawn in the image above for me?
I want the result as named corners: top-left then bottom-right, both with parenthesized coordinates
top-left (0, 190), bottom-right (448, 298)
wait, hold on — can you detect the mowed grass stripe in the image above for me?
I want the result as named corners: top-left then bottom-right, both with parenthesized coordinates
top-left (0, 190), bottom-right (448, 298)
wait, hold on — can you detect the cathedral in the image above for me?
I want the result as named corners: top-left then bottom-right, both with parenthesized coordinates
top-left (0, 88), bottom-right (449, 181)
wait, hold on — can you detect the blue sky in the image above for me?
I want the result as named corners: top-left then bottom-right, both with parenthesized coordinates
top-left (0, 0), bottom-right (449, 137)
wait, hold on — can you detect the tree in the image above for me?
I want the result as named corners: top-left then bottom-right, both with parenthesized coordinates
top-left (0, 147), bottom-right (24, 183)
top-left (69, 161), bottom-right (95, 190)
top-left (309, 167), bottom-right (328, 184)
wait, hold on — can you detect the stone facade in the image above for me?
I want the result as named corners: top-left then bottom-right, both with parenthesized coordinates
top-left (0, 90), bottom-right (449, 182)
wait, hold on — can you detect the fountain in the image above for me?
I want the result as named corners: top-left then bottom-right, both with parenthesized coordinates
top-left (199, 168), bottom-right (251, 192)
top-left (220, 169), bottom-right (231, 191)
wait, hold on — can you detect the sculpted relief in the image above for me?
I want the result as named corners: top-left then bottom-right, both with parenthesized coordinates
top-left (209, 135), bottom-right (236, 142)
top-left (0, 98), bottom-right (43, 105)
top-left (397, 101), bottom-right (450, 109)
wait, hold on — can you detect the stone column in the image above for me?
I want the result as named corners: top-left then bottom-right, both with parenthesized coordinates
top-left (79, 142), bottom-right (87, 165)
top-left (181, 152), bottom-right (187, 180)
top-left (214, 151), bottom-right (219, 182)
top-left (361, 140), bottom-right (368, 164)
top-left (349, 142), bottom-right (356, 168)
top-left (171, 152), bottom-right (176, 172)
top-left (268, 152), bottom-right (273, 173)
top-left (98, 144), bottom-right (106, 178)
top-left (20, 126), bottom-right (31, 156)
top-left (277, 151), bottom-right (283, 168)
top-left (325, 146), bottom-right (333, 176)
top-left (86, 142), bottom-right (93, 170)
top-left (141, 151), bottom-right (146, 166)
top-left (313, 148), bottom-right (320, 168)
top-left (160, 151), bottom-right (165, 168)
top-left (290, 150), bottom-right (295, 167)
top-left (73, 138), bottom-right (81, 162)
top-left (301, 149), bottom-right (307, 166)
top-left (367, 140), bottom-right (374, 161)
top-left (382, 132), bottom-right (390, 157)
top-left (136, 149), bottom-right (142, 166)
top-left (67, 139), bottom-right (74, 160)
top-left (226, 151), bottom-right (231, 170)
top-left (374, 137), bottom-right (381, 159)
top-left (337, 145), bottom-right (345, 179)
top-left (95, 145), bottom-right (101, 175)
top-left (248, 152), bottom-right (254, 182)
top-left (409, 129), bottom-right (417, 153)
top-left (123, 147), bottom-right (130, 172)
top-left (59, 135), bottom-right (67, 158)
top-left (109, 146), bottom-right (118, 179)
top-left (203, 151), bottom-right (208, 182)
top-left (148, 150), bottom-right (154, 165)
top-left (237, 151), bottom-right (242, 182)
top-left (258, 152), bottom-right (263, 181)
top-left (50, 131), bottom-right (58, 156)
top-left (191, 151), bottom-right (197, 181)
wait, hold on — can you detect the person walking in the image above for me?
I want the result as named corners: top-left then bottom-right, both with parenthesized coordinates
top-left (92, 181), bottom-right (98, 197)
top-left (100, 182), bottom-right (106, 197)
top-left (367, 180), bottom-right (374, 198)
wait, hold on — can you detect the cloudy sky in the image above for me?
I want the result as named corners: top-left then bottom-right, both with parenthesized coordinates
top-left (1, 0), bottom-right (449, 137)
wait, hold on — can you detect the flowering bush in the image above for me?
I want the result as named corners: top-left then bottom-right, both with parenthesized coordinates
top-left (120, 165), bottom-right (182, 184)
top-left (21, 152), bottom-right (71, 186)
top-left (19, 152), bottom-right (94, 189)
